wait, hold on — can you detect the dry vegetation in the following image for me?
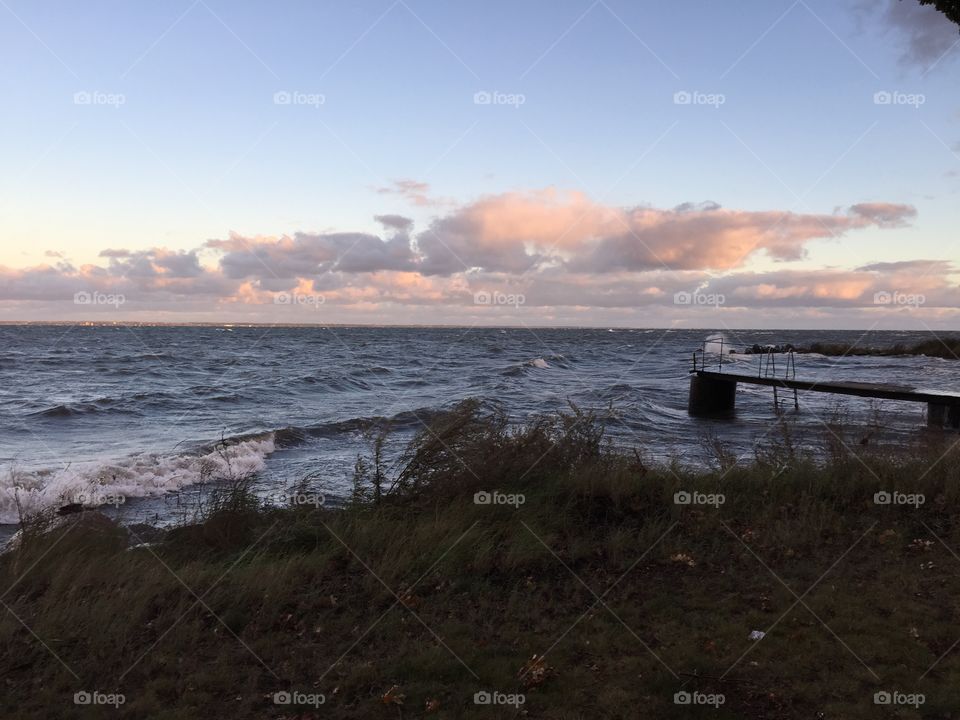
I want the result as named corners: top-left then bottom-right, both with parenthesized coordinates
top-left (2, 401), bottom-right (960, 718)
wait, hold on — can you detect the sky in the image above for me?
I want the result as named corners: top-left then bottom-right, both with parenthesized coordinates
top-left (1, 0), bottom-right (959, 328)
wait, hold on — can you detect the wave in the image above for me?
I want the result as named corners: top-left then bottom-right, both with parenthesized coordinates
top-left (28, 388), bottom-right (231, 417)
top-left (228, 407), bottom-right (441, 450)
top-left (30, 404), bottom-right (85, 418)
top-left (350, 365), bottom-right (392, 376)
top-left (0, 437), bottom-right (276, 524)
top-left (29, 402), bottom-right (140, 418)
top-left (393, 378), bottom-right (429, 388)
top-left (13, 404), bottom-right (445, 518)
top-left (502, 356), bottom-right (566, 376)
top-left (593, 383), bottom-right (635, 401)
top-left (187, 385), bottom-right (246, 401)
top-left (298, 375), bottom-right (372, 392)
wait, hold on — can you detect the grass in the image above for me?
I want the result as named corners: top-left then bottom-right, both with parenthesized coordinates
top-left (2, 401), bottom-right (960, 718)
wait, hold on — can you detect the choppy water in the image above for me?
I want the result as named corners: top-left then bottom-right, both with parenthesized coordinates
top-left (1, 325), bottom-right (957, 527)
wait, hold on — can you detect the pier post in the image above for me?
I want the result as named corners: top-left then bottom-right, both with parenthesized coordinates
top-left (928, 403), bottom-right (960, 429)
top-left (688, 375), bottom-right (737, 417)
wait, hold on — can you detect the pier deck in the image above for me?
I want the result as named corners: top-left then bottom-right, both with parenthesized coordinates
top-left (694, 370), bottom-right (960, 406)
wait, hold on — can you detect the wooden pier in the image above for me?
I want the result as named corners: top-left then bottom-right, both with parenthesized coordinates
top-left (688, 341), bottom-right (960, 428)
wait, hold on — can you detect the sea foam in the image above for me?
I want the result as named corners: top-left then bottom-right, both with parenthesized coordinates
top-left (0, 436), bottom-right (276, 524)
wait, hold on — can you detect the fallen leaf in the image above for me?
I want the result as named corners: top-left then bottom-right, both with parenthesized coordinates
top-left (518, 654), bottom-right (553, 688)
top-left (399, 592), bottom-right (421, 609)
top-left (381, 685), bottom-right (405, 706)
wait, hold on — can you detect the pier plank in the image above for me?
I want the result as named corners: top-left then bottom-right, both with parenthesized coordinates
top-left (694, 370), bottom-right (960, 405)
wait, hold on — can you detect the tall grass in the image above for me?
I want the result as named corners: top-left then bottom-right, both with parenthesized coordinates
top-left (2, 401), bottom-right (960, 719)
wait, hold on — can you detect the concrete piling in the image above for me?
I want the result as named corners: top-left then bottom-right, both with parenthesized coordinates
top-left (688, 375), bottom-right (737, 417)
top-left (928, 402), bottom-right (960, 429)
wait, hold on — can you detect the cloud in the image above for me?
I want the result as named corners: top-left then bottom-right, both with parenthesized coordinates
top-left (0, 189), bottom-right (948, 323)
top-left (374, 214), bottom-right (414, 232)
top-left (1, 261), bottom-right (957, 325)
top-left (569, 204), bottom-right (909, 273)
top-left (99, 249), bottom-right (206, 279)
top-left (699, 264), bottom-right (957, 308)
top-left (848, 202), bottom-right (917, 227)
top-left (208, 228), bottom-right (417, 279)
top-left (376, 179), bottom-right (436, 207)
top-left (674, 201), bottom-right (722, 213)
top-left (856, 259), bottom-right (949, 273)
top-left (416, 189), bottom-right (916, 275)
top-left (0, 251), bottom-right (232, 303)
top-left (3, 258), bottom-right (954, 312)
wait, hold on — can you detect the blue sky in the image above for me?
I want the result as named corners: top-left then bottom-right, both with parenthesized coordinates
top-left (1, 0), bottom-right (958, 327)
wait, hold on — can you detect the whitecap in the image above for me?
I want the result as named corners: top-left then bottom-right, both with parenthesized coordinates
top-left (0, 436), bottom-right (276, 524)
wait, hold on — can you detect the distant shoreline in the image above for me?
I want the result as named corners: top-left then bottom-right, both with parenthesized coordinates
top-left (795, 339), bottom-right (960, 359)
top-left (3, 321), bottom-right (960, 333)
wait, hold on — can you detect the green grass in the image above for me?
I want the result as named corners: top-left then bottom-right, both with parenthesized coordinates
top-left (2, 401), bottom-right (960, 718)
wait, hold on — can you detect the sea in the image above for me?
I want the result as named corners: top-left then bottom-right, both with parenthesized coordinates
top-left (1, 325), bottom-right (957, 532)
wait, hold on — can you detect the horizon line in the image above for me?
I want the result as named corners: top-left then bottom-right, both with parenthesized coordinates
top-left (2, 321), bottom-right (958, 333)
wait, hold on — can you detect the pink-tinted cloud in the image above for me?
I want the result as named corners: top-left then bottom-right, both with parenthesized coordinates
top-left (0, 188), bottom-right (949, 324)
top-left (376, 179), bottom-right (437, 207)
top-left (848, 202), bottom-right (918, 227)
top-left (416, 190), bottom-right (916, 274)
